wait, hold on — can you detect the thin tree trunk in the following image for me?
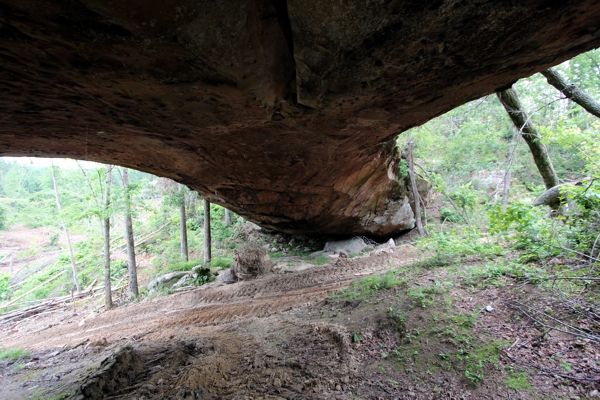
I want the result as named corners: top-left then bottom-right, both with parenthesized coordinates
top-left (406, 141), bottom-right (427, 236)
top-left (501, 168), bottom-right (512, 212)
top-left (121, 168), bottom-right (138, 298)
top-left (51, 165), bottom-right (81, 292)
top-left (497, 88), bottom-right (559, 190)
top-left (103, 165), bottom-right (112, 310)
top-left (179, 186), bottom-right (188, 262)
top-left (204, 199), bottom-right (211, 264)
top-left (501, 131), bottom-right (519, 212)
top-left (541, 68), bottom-right (600, 119)
top-left (224, 208), bottom-right (231, 227)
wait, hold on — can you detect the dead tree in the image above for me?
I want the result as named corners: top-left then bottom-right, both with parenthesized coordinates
top-left (541, 68), bottom-right (600, 119)
top-left (497, 88), bottom-right (559, 190)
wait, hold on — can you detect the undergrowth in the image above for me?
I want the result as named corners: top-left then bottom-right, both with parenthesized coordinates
top-left (0, 347), bottom-right (30, 362)
top-left (330, 270), bottom-right (402, 301)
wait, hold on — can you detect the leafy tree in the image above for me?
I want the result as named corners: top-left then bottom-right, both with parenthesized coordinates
top-left (51, 165), bottom-right (81, 291)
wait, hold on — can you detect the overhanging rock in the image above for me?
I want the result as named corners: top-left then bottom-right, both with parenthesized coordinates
top-left (1, 0), bottom-right (600, 235)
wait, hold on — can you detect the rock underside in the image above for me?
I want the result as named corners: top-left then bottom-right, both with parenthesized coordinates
top-left (1, 0), bottom-right (600, 235)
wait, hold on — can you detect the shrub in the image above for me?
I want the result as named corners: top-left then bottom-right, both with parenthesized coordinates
top-left (0, 347), bottom-right (30, 361)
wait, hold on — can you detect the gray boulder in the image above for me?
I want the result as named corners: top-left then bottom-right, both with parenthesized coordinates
top-left (323, 237), bottom-right (367, 256)
top-left (215, 268), bottom-right (236, 284)
top-left (147, 271), bottom-right (189, 293)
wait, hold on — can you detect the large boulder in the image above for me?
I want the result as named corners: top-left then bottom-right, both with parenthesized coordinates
top-left (147, 266), bottom-right (212, 293)
top-left (1, 1), bottom-right (599, 235)
top-left (147, 271), bottom-right (189, 294)
top-left (324, 237), bottom-right (368, 256)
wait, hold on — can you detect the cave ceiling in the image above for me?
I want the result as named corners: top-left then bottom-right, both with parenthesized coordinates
top-left (1, 0), bottom-right (600, 235)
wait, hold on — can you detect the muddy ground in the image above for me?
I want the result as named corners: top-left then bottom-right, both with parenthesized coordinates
top-left (1, 243), bottom-right (599, 399)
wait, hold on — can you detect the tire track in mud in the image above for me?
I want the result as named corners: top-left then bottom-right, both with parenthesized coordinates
top-left (157, 246), bottom-right (414, 329)
top-left (4, 246), bottom-right (417, 349)
top-left (194, 246), bottom-right (408, 304)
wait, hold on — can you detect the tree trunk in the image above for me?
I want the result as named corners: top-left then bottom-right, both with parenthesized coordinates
top-left (224, 208), bottom-right (231, 227)
top-left (541, 68), bottom-right (600, 119)
top-left (103, 165), bottom-right (112, 310)
top-left (501, 131), bottom-right (519, 212)
top-left (179, 186), bottom-right (188, 262)
top-left (497, 88), bottom-right (559, 190)
top-left (406, 141), bottom-right (427, 236)
top-left (51, 165), bottom-right (81, 292)
top-left (204, 199), bottom-right (211, 264)
top-left (121, 168), bottom-right (138, 298)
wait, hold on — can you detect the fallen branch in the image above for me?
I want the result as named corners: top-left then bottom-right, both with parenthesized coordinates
top-left (1, 271), bottom-right (64, 309)
top-left (507, 299), bottom-right (600, 342)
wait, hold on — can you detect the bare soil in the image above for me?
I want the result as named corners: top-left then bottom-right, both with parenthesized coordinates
top-left (1, 244), bottom-right (599, 399)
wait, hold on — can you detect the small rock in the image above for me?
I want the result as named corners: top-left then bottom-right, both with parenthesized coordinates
top-left (485, 305), bottom-right (494, 312)
top-left (274, 378), bottom-right (282, 388)
top-left (589, 389), bottom-right (599, 397)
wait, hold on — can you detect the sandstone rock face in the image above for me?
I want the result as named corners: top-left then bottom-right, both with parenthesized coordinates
top-left (1, 0), bottom-right (599, 235)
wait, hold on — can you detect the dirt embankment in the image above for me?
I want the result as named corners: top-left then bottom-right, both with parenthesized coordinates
top-left (1, 245), bottom-right (599, 400)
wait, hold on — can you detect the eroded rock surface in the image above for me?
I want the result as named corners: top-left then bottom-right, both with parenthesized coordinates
top-left (1, 0), bottom-right (599, 235)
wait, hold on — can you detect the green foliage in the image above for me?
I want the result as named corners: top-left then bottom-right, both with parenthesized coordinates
top-left (398, 158), bottom-right (409, 178)
top-left (0, 272), bottom-right (10, 300)
top-left (0, 204), bottom-right (6, 230)
top-left (193, 274), bottom-right (211, 286)
top-left (164, 259), bottom-right (203, 272)
top-left (417, 227), bottom-right (504, 266)
top-left (10, 261), bottom-right (65, 302)
top-left (387, 306), bottom-right (407, 333)
top-left (449, 182), bottom-right (480, 214)
top-left (407, 281), bottom-right (450, 308)
top-left (440, 208), bottom-right (462, 223)
top-left (462, 261), bottom-right (546, 287)
top-left (330, 270), bottom-right (401, 301)
top-left (210, 256), bottom-right (232, 268)
top-left (504, 370), bottom-right (531, 390)
top-left (0, 347), bottom-right (30, 361)
top-left (314, 255), bottom-right (329, 265)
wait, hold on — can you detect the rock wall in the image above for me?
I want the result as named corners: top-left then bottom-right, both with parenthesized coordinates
top-left (1, 0), bottom-right (599, 235)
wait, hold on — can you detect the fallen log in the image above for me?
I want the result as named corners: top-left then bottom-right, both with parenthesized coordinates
top-left (1, 271), bottom-right (64, 309)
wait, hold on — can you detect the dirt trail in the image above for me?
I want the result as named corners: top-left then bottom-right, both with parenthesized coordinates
top-left (2, 246), bottom-right (415, 351)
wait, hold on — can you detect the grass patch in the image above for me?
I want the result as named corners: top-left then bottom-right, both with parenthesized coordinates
top-left (504, 370), bottom-right (532, 390)
top-left (461, 261), bottom-right (546, 287)
top-left (164, 259), bottom-right (202, 272)
top-left (314, 255), bottom-right (329, 266)
top-left (407, 281), bottom-right (451, 308)
top-left (210, 256), bottom-right (232, 268)
top-left (0, 347), bottom-right (30, 362)
top-left (416, 227), bottom-right (504, 267)
top-left (330, 270), bottom-right (402, 301)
